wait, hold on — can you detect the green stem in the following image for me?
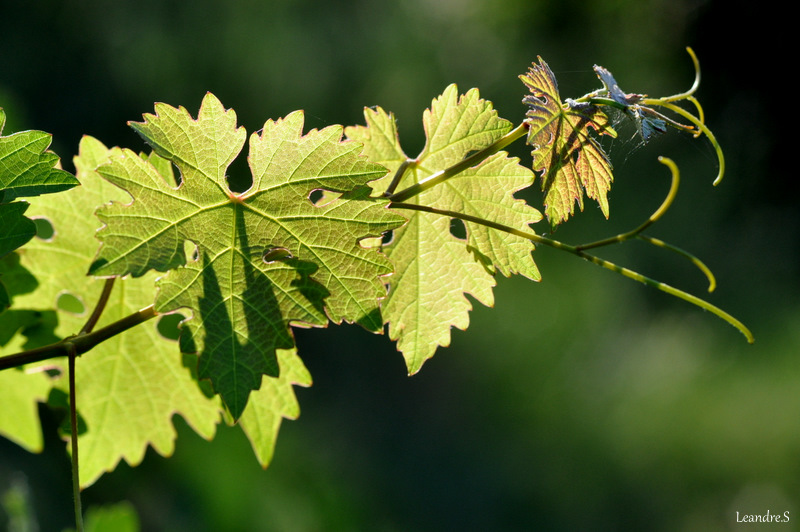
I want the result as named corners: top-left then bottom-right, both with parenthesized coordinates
top-left (576, 156), bottom-right (679, 251)
top-left (384, 158), bottom-right (418, 196)
top-left (636, 234), bottom-right (716, 292)
top-left (574, 249), bottom-right (749, 341)
top-left (79, 278), bottom-right (115, 335)
top-left (660, 47), bottom-right (701, 102)
top-left (390, 201), bottom-right (753, 343)
top-left (642, 99), bottom-right (725, 185)
top-left (387, 122), bottom-right (529, 203)
top-left (68, 343), bottom-right (84, 532)
top-left (0, 305), bottom-right (157, 371)
top-left (573, 158), bottom-right (716, 292)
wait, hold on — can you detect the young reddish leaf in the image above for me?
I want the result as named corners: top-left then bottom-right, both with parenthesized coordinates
top-left (520, 57), bottom-right (617, 227)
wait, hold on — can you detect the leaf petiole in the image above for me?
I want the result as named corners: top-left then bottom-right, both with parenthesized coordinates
top-left (387, 122), bottom-right (530, 202)
top-left (384, 158), bottom-right (418, 196)
top-left (79, 278), bottom-right (116, 335)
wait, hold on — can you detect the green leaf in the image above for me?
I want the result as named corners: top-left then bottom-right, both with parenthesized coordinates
top-left (91, 93), bottom-right (403, 419)
top-left (520, 57), bottom-right (617, 227)
top-left (0, 202), bottom-right (36, 258)
top-left (6, 136), bottom-right (221, 487)
top-left (66, 501), bottom-right (140, 532)
top-left (0, 108), bottom-right (79, 307)
top-left (0, 109), bottom-right (78, 200)
top-left (238, 347), bottom-right (311, 467)
top-left (0, 367), bottom-right (52, 452)
top-left (346, 85), bottom-right (541, 373)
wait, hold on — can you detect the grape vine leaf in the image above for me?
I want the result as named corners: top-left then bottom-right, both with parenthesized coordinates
top-left (0, 108), bottom-right (78, 200)
top-left (0, 253), bottom-right (57, 451)
top-left (520, 57), bottom-right (617, 227)
top-left (238, 347), bottom-right (311, 467)
top-left (0, 368), bottom-right (52, 452)
top-left (0, 108), bottom-right (79, 306)
top-left (3, 136), bottom-right (222, 486)
top-left (2, 135), bottom-right (312, 485)
top-left (90, 93), bottom-right (403, 419)
top-left (346, 85), bottom-right (542, 373)
top-left (0, 202), bottom-right (36, 260)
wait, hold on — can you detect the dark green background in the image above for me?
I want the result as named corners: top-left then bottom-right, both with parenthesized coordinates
top-left (2, 1), bottom-right (797, 530)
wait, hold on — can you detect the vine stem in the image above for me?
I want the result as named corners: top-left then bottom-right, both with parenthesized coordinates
top-left (68, 278), bottom-right (116, 532)
top-left (389, 201), bottom-right (754, 344)
top-left (574, 157), bottom-right (716, 292)
top-left (387, 122), bottom-right (530, 203)
top-left (576, 156), bottom-right (680, 250)
top-left (68, 342), bottom-right (84, 532)
top-left (0, 305), bottom-right (157, 371)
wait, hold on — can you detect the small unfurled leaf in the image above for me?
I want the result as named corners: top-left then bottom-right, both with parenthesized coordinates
top-left (593, 64), bottom-right (666, 143)
top-left (593, 65), bottom-right (643, 107)
top-left (347, 85), bottom-right (541, 373)
top-left (91, 93), bottom-right (403, 418)
top-left (521, 58), bottom-right (617, 227)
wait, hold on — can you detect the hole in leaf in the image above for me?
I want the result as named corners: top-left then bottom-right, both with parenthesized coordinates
top-left (308, 189), bottom-right (324, 205)
top-left (157, 313), bottom-right (185, 341)
top-left (184, 240), bottom-right (199, 263)
top-left (226, 152), bottom-right (252, 193)
top-left (33, 217), bottom-right (55, 240)
top-left (449, 218), bottom-right (467, 240)
top-left (382, 230), bottom-right (394, 245)
top-left (262, 246), bottom-right (294, 264)
top-left (171, 162), bottom-right (183, 187)
top-left (56, 292), bottom-right (85, 315)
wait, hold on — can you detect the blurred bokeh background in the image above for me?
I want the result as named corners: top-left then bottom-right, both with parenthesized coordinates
top-left (1, 0), bottom-right (796, 530)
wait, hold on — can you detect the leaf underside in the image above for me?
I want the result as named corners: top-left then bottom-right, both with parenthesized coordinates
top-left (520, 57), bottom-right (617, 227)
top-left (91, 93), bottom-right (403, 419)
top-left (1, 135), bottom-right (316, 486)
top-left (346, 84), bottom-right (542, 373)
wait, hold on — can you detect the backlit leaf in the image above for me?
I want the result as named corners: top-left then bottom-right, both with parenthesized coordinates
top-left (520, 57), bottom-right (617, 227)
top-left (91, 93), bottom-right (404, 418)
top-left (0, 108), bottom-right (78, 307)
top-left (0, 109), bottom-right (78, 200)
top-left (347, 85), bottom-right (541, 373)
top-left (5, 136), bottom-right (221, 487)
